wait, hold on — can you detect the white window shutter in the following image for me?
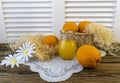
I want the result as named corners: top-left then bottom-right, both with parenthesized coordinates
top-left (113, 0), bottom-right (120, 40)
top-left (0, 1), bottom-right (7, 43)
top-left (65, 0), bottom-right (117, 30)
top-left (0, 0), bottom-right (53, 43)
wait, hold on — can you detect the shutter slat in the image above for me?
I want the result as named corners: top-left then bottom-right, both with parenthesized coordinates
top-left (5, 19), bottom-right (52, 23)
top-left (4, 8), bottom-right (52, 13)
top-left (6, 28), bottom-right (53, 32)
top-left (4, 13), bottom-right (52, 18)
top-left (66, 3), bottom-right (115, 7)
top-left (7, 31), bottom-right (53, 37)
top-left (5, 22), bottom-right (52, 27)
top-left (2, 0), bottom-right (51, 3)
top-left (5, 23), bottom-right (52, 27)
top-left (66, 18), bottom-right (113, 21)
top-left (66, 11), bottom-right (114, 13)
top-left (66, 16), bottom-right (113, 18)
top-left (66, 0), bottom-right (115, 1)
top-left (66, 13), bottom-right (114, 17)
top-left (3, 2), bottom-right (51, 8)
top-left (66, 8), bottom-right (114, 12)
top-left (66, 12), bottom-right (114, 16)
top-left (66, 19), bottom-right (114, 24)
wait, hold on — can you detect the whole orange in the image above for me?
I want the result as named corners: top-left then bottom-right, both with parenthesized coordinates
top-left (63, 22), bottom-right (78, 32)
top-left (42, 35), bottom-right (58, 46)
top-left (78, 21), bottom-right (91, 32)
top-left (77, 45), bottom-right (101, 68)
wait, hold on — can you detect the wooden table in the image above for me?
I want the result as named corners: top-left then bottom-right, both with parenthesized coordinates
top-left (0, 44), bottom-right (120, 83)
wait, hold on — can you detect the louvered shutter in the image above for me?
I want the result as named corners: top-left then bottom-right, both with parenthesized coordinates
top-left (0, 0), bottom-right (53, 42)
top-left (65, 0), bottom-right (117, 30)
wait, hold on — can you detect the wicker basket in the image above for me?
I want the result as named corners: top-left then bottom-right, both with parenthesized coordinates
top-left (60, 30), bottom-right (94, 48)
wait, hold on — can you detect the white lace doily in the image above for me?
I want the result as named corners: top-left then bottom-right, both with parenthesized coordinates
top-left (25, 56), bottom-right (83, 82)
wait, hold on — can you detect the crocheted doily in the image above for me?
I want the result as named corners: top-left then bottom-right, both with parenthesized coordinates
top-left (25, 56), bottom-right (83, 82)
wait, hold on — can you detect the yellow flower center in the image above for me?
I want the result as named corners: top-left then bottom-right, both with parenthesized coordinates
top-left (24, 50), bottom-right (29, 55)
top-left (11, 59), bottom-right (17, 64)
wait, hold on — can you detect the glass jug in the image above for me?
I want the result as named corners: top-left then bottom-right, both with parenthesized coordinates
top-left (58, 31), bottom-right (77, 60)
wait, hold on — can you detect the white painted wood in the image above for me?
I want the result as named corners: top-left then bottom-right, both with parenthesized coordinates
top-left (53, 0), bottom-right (65, 38)
top-left (0, 0), bottom-right (53, 43)
top-left (113, 0), bottom-right (120, 40)
top-left (0, 1), bottom-right (7, 43)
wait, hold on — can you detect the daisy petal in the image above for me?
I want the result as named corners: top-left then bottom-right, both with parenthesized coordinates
top-left (9, 54), bottom-right (13, 58)
top-left (1, 60), bottom-right (7, 65)
top-left (16, 55), bottom-right (24, 61)
top-left (25, 41), bottom-right (28, 46)
top-left (11, 63), bottom-right (15, 68)
top-left (6, 62), bottom-right (11, 67)
top-left (32, 47), bottom-right (36, 49)
top-left (22, 57), bottom-right (26, 62)
top-left (23, 43), bottom-right (26, 49)
top-left (29, 54), bottom-right (33, 57)
top-left (16, 63), bottom-right (19, 67)
top-left (28, 41), bottom-right (31, 47)
top-left (19, 47), bottom-right (23, 50)
top-left (30, 44), bottom-right (35, 48)
top-left (16, 50), bottom-right (21, 53)
top-left (30, 51), bottom-right (35, 53)
top-left (26, 41), bottom-right (30, 48)
top-left (5, 56), bottom-right (10, 60)
top-left (13, 54), bottom-right (19, 58)
top-left (25, 56), bottom-right (29, 62)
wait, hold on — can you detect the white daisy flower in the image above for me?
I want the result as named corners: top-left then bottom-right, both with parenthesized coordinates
top-left (1, 54), bottom-right (21, 68)
top-left (16, 41), bottom-right (36, 62)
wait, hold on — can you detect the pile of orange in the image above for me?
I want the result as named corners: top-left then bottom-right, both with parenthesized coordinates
top-left (62, 21), bottom-right (91, 32)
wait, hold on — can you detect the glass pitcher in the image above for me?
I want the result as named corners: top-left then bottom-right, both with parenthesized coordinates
top-left (58, 31), bottom-right (77, 60)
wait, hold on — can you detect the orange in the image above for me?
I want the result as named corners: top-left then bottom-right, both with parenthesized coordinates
top-left (77, 45), bottom-right (101, 68)
top-left (78, 21), bottom-right (91, 32)
top-left (42, 35), bottom-right (58, 46)
top-left (63, 22), bottom-right (78, 32)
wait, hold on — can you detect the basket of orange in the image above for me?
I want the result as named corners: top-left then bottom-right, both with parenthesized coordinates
top-left (61, 21), bottom-right (94, 48)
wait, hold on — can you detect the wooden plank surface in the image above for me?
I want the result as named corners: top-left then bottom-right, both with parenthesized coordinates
top-left (0, 44), bottom-right (120, 83)
top-left (0, 63), bottom-right (120, 83)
